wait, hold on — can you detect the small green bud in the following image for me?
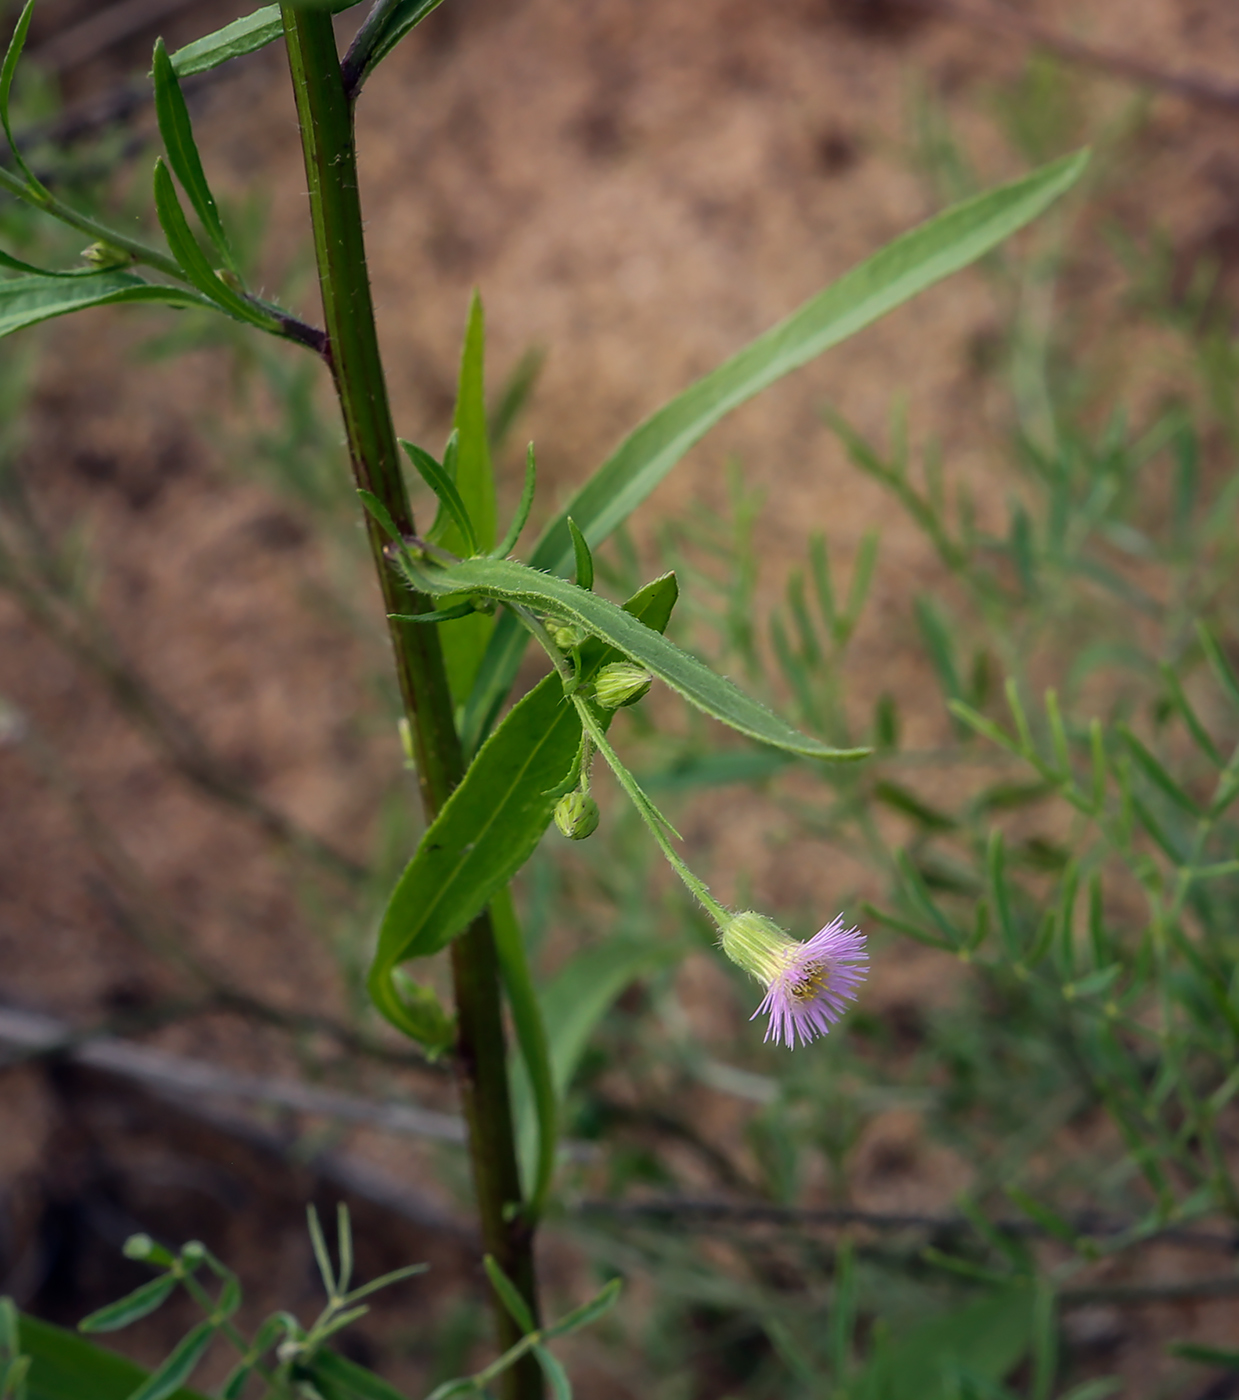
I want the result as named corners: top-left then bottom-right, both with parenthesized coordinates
top-left (555, 790), bottom-right (600, 840)
top-left (123, 1233), bottom-right (155, 1260)
top-left (81, 241), bottom-right (132, 270)
top-left (216, 268), bottom-right (244, 294)
top-left (594, 661), bottom-right (652, 708)
top-left (551, 622), bottom-right (587, 651)
top-left (181, 1241), bottom-right (206, 1261)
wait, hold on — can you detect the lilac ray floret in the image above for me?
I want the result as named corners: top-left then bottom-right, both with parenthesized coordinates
top-left (751, 915), bottom-right (867, 1049)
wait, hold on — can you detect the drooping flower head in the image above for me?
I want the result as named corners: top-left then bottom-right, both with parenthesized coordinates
top-left (719, 911), bottom-right (867, 1048)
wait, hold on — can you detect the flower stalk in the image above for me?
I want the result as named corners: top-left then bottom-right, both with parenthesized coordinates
top-left (280, 10), bottom-right (541, 1395)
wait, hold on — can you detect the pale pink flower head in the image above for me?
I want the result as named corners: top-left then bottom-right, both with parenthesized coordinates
top-left (720, 911), bottom-right (867, 1049)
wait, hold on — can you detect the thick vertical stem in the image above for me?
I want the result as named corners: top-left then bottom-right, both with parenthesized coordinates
top-left (280, 10), bottom-right (541, 1393)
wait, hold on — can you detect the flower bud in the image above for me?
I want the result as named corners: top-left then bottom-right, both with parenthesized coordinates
top-left (594, 662), bottom-right (652, 709)
top-left (82, 241), bottom-right (132, 270)
top-left (123, 1233), bottom-right (155, 1260)
top-left (552, 622), bottom-right (587, 651)
top-left (719, 910), bottom-right (796, 985)
top-left (555, 790), bottom-right (600, 840)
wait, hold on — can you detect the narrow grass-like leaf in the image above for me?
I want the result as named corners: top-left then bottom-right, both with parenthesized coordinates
top-left (389, 602), bottom-right (479, 624)
top-left (78, 1276), bottom-right (177, 1334)
top-left (127, 1322), bottom-right (213, 1400)
top-left (494, 444), bottom-right (537, 558)
top-left (403, 555), bottom-right (868, 760)
top-left (1197, 623), bottom-right (1239, 714)
top-left (307, 1205), bottom-right (337, 1298)
top-left (168, 1), bottom-right (361, 76)
top-left (368, 576), bottom-right (678, 1035)
top-left (1, 1), bottom-right (41, 190)
top-left (152, 162), bottom-right (279, 331)
top-left (341, 1263), bottom-right (428, 1307)
top-left (0, 273), bottom-right (213, 340)
top-left (151, 41), bottom-right (234, 270)
top-left (860, 900), bottom-right (954, 952)
top-left (0, 249), bottom-right (95, 278)
top-left (399, 440), bottom-right (478, 557)
top-left (1119, 724), bottom-right (1200, 815)
top-left (465, 150), bottom-right (1089, 740)
top-left (533, 1346), bottom-right (571, 1400)
top-left (482, 1258), bottom-right (534, 1335)
top-left (170, 8), bottom-right (282, 77)
top-left (543, 1279), bottom-right (622, 1341)
top-left (567, 517), bottom-right (593, 591)
top-left (1159, 661), bottom-right (1221, 766)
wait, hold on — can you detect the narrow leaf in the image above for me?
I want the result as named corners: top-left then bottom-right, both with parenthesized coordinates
top-left (482, 1258), bottom-right (535, 1335)
top-left (126, 1322), bottom-right (213, 1400)
top-left (0, 272), bottom-right (213, 340)
top-left (543, 1279), bottom-right (622, 1340)
top-left (533, 1345), bottom-right (571, 1400)
top-left (493, 443), bottom-right (537, 558)
top-left (399, 440), bottom-right (478, 557)
top-left (1118, 724), bottom-right (1200, 815)
top-left (78, 1276), bottom-right (177, 1334)
top-left (465, 150), bottom-right (1089, 738)
top-left (151, 40), bottom-right (234, 270)
top-left (567, 517), bottom-right (593, 591)
top-left (168, 1), bottom-right (362, 76)
top-left (1, 1), bottom-right (40, 189)
top-left (401, 554), bottom-right (868, 761)
top-left (152, 161), bottom-right (278, 332)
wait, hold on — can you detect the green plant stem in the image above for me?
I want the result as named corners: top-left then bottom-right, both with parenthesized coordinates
top-left (279, 10), bottom-right (541, 1393)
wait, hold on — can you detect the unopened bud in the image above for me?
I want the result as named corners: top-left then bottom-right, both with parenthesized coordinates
top-left (82, 241), bottom-right (132, 270)
top-left (555, 790), bottom-right (600, 840)
top-left (123, 1233), bottom-right (154, 1260)
top-left (594, 662), bottom-right (652, 708)
top-left (551, 622), bottom-right (587, 651)
top-left (215, 268), bottom-right (244, 294)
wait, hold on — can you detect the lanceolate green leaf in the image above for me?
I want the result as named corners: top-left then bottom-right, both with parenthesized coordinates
top-left (17, 1314), bottom-right (207, 1400)
top-left (463, 148), bottom-right (1089, 746)
top-left (126, 1323), bottom-right (213, 1400)
top-left (407, 554), bottom-right (868, 760)
top-left (77, 1275), bottom-right (177, 1334)
top-left (1, 1), bottom-right (42, 190)
top-left (0, 272), bottom-right (213, 339)
top-left (368, 575), bottom-right (678, 1036)
top-left (152, 160), bottom-right (280, 332)
top-left (170, 7), bottom-right (283, 77)
top-left (152, 39), bottom-right (235, 271)
top-left (167, 1), bottom-right (362, 77)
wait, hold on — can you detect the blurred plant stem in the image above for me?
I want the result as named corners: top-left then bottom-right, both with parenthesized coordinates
top-left (279, 9), bottom-right (541, 1393)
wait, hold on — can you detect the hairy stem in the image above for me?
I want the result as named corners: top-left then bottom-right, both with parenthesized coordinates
top-left (279, 9), bottom-right (541, 1391)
